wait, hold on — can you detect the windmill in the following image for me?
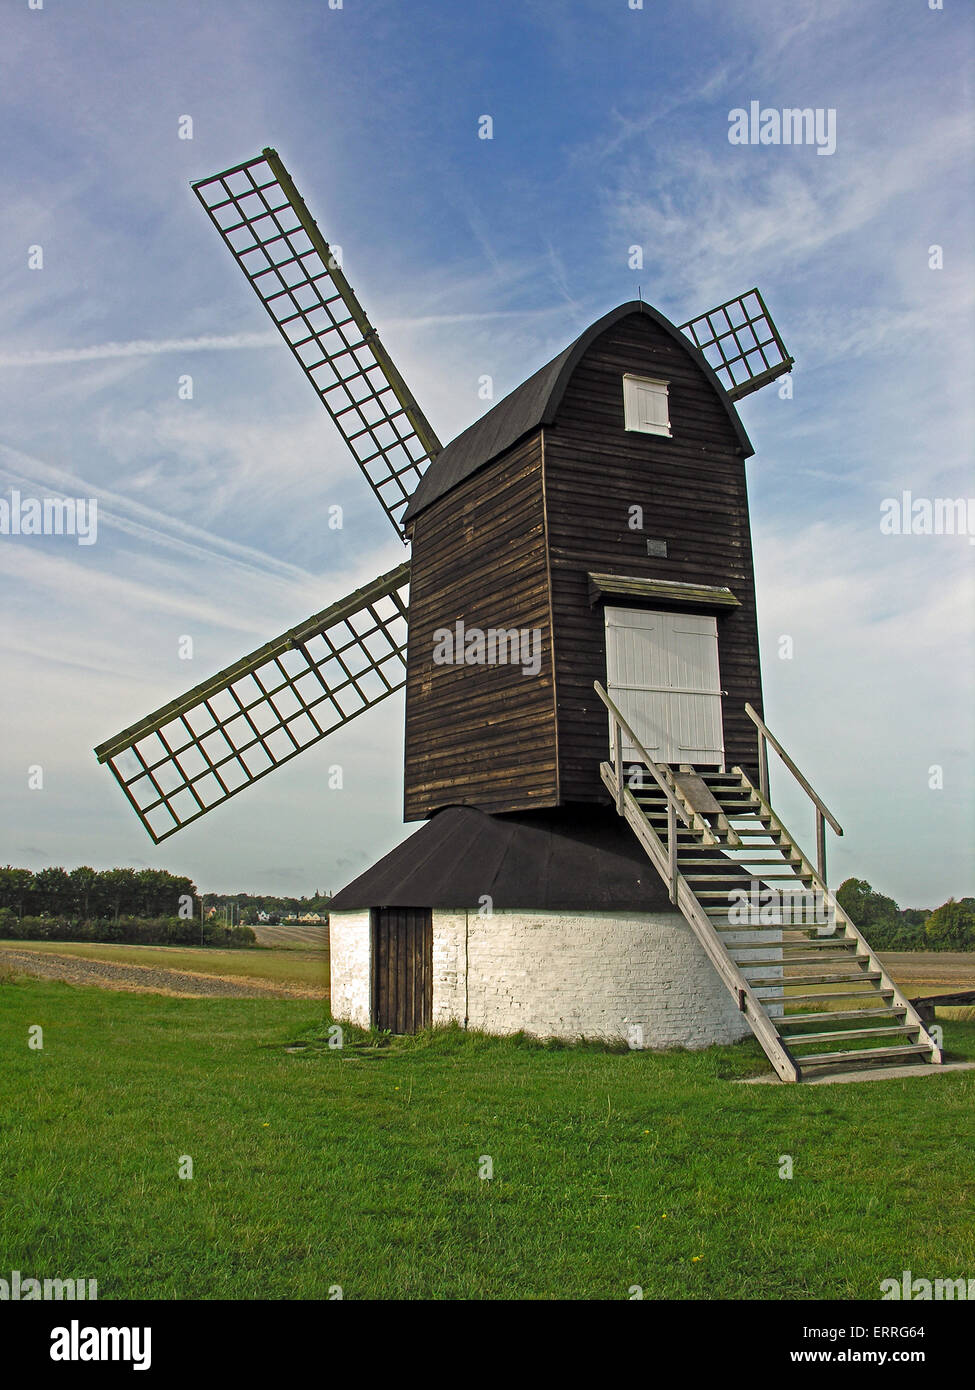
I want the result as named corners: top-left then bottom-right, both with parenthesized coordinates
top-left (94, 146), bottom-right (792, 846)
top-left (95, 149), bottom-right (942, 1082)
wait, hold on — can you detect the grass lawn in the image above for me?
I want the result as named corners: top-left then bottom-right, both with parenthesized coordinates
top-left (1, 974), bottom-right (973, 1300)
top-left (0, 939), bottom-right (328, 992)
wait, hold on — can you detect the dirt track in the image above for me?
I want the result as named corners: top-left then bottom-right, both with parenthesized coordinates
top-left (0, 948), bottom-right (317, 1000)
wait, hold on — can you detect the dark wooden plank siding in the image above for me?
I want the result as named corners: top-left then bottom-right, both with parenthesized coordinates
top-left (543, 312), bottom-right (764, 801)
top-left (403, 434), bottom-right (558, 820)
top-left (373, 908), bottom-right (432, 1033)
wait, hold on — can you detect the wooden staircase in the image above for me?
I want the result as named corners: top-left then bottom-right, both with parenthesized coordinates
top-left (594, 684), bottom-right (943, 1083)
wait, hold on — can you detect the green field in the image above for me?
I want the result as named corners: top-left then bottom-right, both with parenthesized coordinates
top-left (1, 973), bottom-right (973, 1300)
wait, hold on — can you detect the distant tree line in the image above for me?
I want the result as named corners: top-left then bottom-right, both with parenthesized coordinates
top-left (0, 864), bottom-right (259, 947)
top-left (836, 879), bottom-right (975, 951)
top-left (0, 869), bottom-right (332, 925)
top-left (0, 911), bottom-right (255, 949)
top-left (0, 866), bottom-right (199, 921)
top-left (0, 865), bottom-right (335, 946)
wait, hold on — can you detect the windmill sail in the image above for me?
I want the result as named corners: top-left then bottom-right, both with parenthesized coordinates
top-left (193, 149), bottom-right (442, 535)
top-left (95, 564), bottom-right (410, 843)
top-left (679, 288), bottom-right (793, 400)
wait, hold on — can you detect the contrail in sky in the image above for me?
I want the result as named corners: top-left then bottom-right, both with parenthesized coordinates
top-left (0, 310), bottom-right (550, 368)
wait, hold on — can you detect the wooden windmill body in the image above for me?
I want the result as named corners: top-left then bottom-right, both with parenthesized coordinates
top-left (97, 150), bottom-right (942, 1081)
top-left (401, 300), bottom-right (763, 819)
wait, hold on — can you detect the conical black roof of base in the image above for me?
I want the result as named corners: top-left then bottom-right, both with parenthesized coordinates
top-left (328, 804), bottom-right (684, 913)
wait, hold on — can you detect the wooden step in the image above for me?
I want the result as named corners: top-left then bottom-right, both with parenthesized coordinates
top-left (797, 1043), bottom-right (933, 1069)
top-left (639, 811), bottom-right (717, 822)
top-left (681, 867), bottom-right (801, 878)
top-left (782, 987), bottom-right (894, 1004)
top-left (630, 812), bottom-right (697, 832)
top-left (679, 856), bottom-right (788, 866)
top-left (694, 890), bottom-right (752, 899)
top-left (707, 846), bottom-right (792, 855)
top-left (730, 938), bottom-right (845, 948)
top-left (775, 938), bottom-right (856, 950)
top-left (638, 819), bottom-right (698, 830)
top-left (778, 1006), bottom-right (907, 1027)
top-left (717, 934), bottom-right (834, 945)
top-left (637, 813), bottom-right (700, 830)
top-left (687, 872), bottom-right (807, 882)
top-left (706, 922), bottom-right (834, 934)
top-left (776, 954), bottom-right (870, 969)
top-left (746, 873), bottom-right (811, 881)
top-left (755, 969), bottom-right (880, 988)
top-left (784, 1024), bottom-right (919, 1046)
top-left (708, 918), bottom-right (837, 933)
top-left (683, 873), bottom-right (797, 883)
top-left (739, 956), bottom-right (863, 973)
top-left (777, 949), bottom-right (858, 961)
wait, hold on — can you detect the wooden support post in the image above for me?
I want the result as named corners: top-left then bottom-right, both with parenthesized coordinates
top-left (758, 729), bottom-right (769, 802)
top-left (667, 800), bottom-right (677, 903)
top-left (816, 810), bottom-right (827, 886)
top-left (613, 718), bottom-right (623, 814)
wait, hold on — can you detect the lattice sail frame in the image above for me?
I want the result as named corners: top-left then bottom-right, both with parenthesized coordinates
top-left (679, 288), bottom-right (793, 401)
top-left (94, 564), bottom-right (410, 844)
top-left (193, 149), bottom-right (442, 535)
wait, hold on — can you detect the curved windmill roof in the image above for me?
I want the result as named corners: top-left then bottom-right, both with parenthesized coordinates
top-left (402, 300), bottom-right (753, 524)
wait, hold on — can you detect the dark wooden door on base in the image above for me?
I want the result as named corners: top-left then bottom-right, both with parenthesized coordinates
top-left (372, 908), bottom-right (433, 1033)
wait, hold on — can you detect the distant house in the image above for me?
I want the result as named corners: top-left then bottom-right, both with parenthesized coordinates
top-left (256, 910), bottom-right (270, 923)
top-left (298, 912), bottom-right (324, 923)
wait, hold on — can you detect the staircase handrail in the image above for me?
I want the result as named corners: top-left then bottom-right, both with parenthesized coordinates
top-left (745, 702), bottom-right (842, 883)
top-left (594, 682), bottom-right (692, 827)
top-left (595, 680), bottom-right (696, 902)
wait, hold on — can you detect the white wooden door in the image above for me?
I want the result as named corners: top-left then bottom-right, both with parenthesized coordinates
top-left (604, 607), bottom-right (724, 765)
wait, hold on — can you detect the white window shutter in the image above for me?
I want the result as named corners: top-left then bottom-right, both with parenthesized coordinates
top-left (623, 375), bottom-right (671, 436)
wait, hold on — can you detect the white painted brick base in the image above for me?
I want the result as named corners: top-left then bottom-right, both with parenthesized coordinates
top-left (329, 907), bottom-right (783, 1049)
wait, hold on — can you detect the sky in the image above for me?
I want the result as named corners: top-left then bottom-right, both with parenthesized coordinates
top-left (1, 0), bottom-right (972, 906)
